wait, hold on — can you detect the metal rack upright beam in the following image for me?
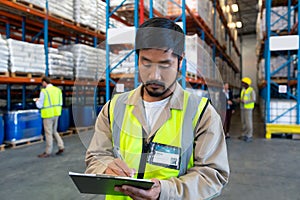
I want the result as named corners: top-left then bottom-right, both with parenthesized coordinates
top-left (264, 0), bottom-right (300, 138)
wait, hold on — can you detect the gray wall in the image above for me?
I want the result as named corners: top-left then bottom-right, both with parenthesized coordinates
top-left (242, 34), bottom-right (258, 102)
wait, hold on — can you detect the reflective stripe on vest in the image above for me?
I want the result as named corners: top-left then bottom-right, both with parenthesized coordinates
top-left (108, 89), bottom-right (208, 181)
top-left (241, 87), bottom-right (254, 109)
top-left (41, 86), bottom-right (62, 118)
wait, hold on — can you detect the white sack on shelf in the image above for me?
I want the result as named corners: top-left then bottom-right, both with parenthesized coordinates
top-left (0, 35), bottom-right (9, 72)
top-left (59, 44), bottom-right (106, 80)
top-left (7, 39), bottom-right (46, 73)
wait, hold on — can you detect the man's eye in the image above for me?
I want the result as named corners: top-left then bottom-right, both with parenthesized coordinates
top-left (143, 64), bottom-right (151, 67)
top-left (159, 64), bottom-right (171, 68)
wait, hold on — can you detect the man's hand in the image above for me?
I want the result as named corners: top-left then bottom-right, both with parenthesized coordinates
top-left (104, 158), bottom-right (135, 177)
top-left (115, 178), bottom-right (161, 200)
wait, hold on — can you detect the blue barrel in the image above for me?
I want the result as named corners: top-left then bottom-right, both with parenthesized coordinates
top-left (71, 105), bottom-right (95, 127)
top-left (0, 115), bottom-right (4, 144)
top-left (82, 106), bottom-right (95, 127)
top-left (4, 110), bottom-right (42, 141)
top-left (4, 111), bottom-right (25, 141)
top-left (58, 108), bottom-right (70, 132)
top-left (22, 110), bottom-right (42, 138)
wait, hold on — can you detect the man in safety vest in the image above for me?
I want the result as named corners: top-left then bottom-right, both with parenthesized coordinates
top-left (239, 77), bottom-right (256, 142)
top-left (85, 17), bottom-right (229, 200)
top-left (35, 77), bottom-right (64, 158)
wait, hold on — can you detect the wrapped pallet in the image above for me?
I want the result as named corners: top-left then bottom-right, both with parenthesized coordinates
top-left (185, 34), bottom-right (215, 80)
top-left (74, 0), bottom-right (106, 31)
top-left (48, 0), bottom-right (73, 21)
top-left (19, 0), bottom-right (73, 21)
top-left (110, 50), bottom-right (135, 74)
top-left (270, 99), bottom-right (296, 124)
top-left (0, 35), bottom-right (9, 73)
top-left (8, 39), bottom-right (45, 74)
top-left (17, 0), bottom-right (45, 8)
top-left (48, 47), bottom-right (74, 79)
top-left (261, 6), bottom-right (295, 34)
top-left (59, 44), bottom-right (106, 80)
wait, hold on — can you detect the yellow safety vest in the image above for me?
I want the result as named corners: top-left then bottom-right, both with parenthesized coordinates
top-left (41, 86), bottom-right (62, 118)
top-left (106, 89), bottom-right (208, 200)
top-left (241, 87), bottom-right (255, 109)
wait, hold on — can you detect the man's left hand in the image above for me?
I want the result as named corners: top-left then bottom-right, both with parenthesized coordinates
top-left (115, 178), bottom-right (161, 200)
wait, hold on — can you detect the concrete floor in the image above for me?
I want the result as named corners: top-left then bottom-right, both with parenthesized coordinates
top-left (1, 107), bottom-right (300, 200)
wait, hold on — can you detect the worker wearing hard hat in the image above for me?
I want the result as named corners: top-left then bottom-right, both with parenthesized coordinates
top-left (239, 77), bottom-right (256, 142)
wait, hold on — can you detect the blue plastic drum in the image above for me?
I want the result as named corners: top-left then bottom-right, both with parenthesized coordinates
top-left (4, 110), bottom-right (42, 141)
top-left (58, 108), bottom-right (70, 132)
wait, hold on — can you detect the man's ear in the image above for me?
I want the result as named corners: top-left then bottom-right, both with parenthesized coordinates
top-left (178, 53), bottom-right (185, 70)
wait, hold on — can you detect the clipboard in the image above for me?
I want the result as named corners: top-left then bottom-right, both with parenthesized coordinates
top-left (69, 171), bottom-right (154, 195)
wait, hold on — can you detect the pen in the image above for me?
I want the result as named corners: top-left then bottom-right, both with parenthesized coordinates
top-left (113, 148), bottom-right (135, 178)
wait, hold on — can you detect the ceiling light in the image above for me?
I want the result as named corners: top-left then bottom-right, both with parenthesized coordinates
top-left (228, 22), bottom-right (236, 29)
top-left (231, 3), bottom-right (239, 12)
top-left (236, 21), bottom-right (242, 28)
top-left (226, 5), bottom-right (230, 13)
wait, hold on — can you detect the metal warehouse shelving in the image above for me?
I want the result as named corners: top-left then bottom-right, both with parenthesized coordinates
top-left (0, 0), bottom-right (242, 111)
top-left (104, 0), bottom-right (187, 101)
top-left (0, 0), bottom-right (106, 110)
top-left (260, 0), bottom-right (300, 138)
top-left (104, 0), bottom-right (241, 101)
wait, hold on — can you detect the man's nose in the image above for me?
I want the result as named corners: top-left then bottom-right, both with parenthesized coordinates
top-left (149, 65), bottom-right (161, 80)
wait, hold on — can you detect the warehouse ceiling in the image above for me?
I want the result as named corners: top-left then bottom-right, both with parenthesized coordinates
top-left (237, 0), bottom-right (259, 35)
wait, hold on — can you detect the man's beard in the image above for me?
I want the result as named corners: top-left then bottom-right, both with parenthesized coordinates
top-left (143, 79), bottom-right (176, 97)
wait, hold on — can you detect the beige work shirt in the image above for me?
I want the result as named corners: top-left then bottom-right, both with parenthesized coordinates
top-left (85, 82), bottom-right (230, 200)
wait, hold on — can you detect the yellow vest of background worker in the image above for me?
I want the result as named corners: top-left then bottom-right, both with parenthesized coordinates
top-left (106, 89), bottom-right (208, 200)
top-left (41, 86), bottom-right (62, 118)
top-left (240, 87), bottom-right (255, 109)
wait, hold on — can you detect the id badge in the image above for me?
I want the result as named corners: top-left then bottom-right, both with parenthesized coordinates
top-left (147, 142), bottom-right (181, 170)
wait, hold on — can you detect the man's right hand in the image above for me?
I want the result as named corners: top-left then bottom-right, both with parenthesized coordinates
top-left (104, 158), bottom-right (135, 177)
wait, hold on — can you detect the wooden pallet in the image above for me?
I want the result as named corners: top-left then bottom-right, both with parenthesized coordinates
top-left (11, 72), bottom-right (44, 78)
top-left (12, 0), bottom-right (46, 12)
top-left (4, 135), bottom-right (43, 149)
top-left (59, 130), bottom-right (73, 137)
top-left (70, 126), bottom-right (94, 134)
top-left (49, 12), bottom-right (74, 23)
top-left (111, 73), bottom-right (135, 79)
top-left (0, 144), bottom-right (5, 152)
top-left (49, 75), bottom-right (74, 81)
top-left (74, 77), bottom-right (97, 82)
top-left (0, 71), bottom-right (9, 77)
top-left (75, 23), bottom-right (97, 32)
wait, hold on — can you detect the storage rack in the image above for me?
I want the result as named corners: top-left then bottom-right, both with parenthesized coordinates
top-left (104, 0), bottom-right (241, 101)
top-left (260, 0), bottom-right (300, 138)
top-left (0, 0), bottom-right (242, 113)
top-left (104, 0), bottom-right (187, 101)
top-left (0, 0), bottom-right (105, 111)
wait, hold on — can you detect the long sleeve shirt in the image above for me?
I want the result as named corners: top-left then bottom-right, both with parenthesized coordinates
top-left (85, 83), bottom-right (230, 200)
top-left (35, 84), bottom-right (53, 109)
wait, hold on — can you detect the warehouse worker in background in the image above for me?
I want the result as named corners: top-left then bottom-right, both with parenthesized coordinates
top-left (85, 17), bottom-right (229, 200)
top-left (35, 77), bottom-right (64, 158)
top-left (223, 82), bottom-right (235, 139)
top-left (239, 77), bottom-right (256, 142)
